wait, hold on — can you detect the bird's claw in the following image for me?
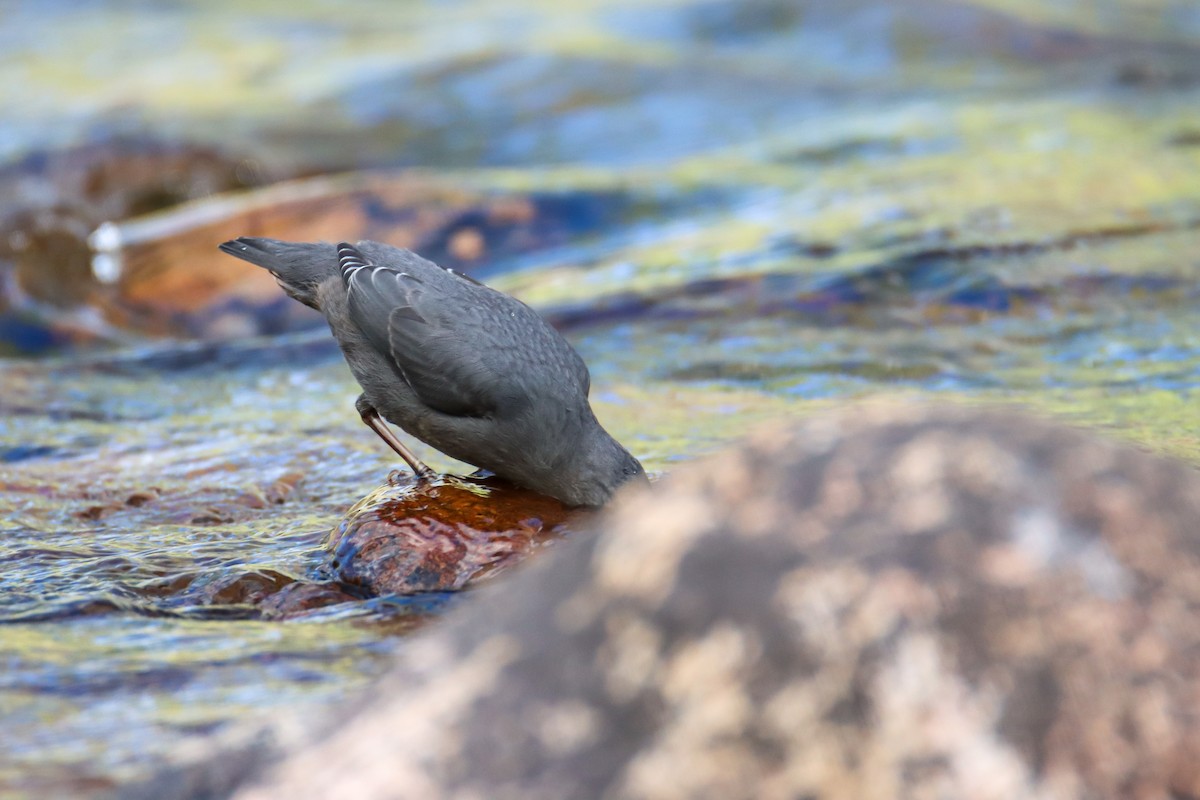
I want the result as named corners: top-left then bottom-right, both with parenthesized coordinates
top-left (388, 467), bottom-right (436, 487)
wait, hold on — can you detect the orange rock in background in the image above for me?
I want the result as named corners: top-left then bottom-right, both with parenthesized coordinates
top-left (1, 139), bottom-right (625, 348)
top-left (0, 137), bottom-right (267, 351)
top-left (86, 171), bottom-right (614, 339)
top-left (327, 474), bottom-right (579, 596)
top-left (88, 174), bottom-right (490, 337)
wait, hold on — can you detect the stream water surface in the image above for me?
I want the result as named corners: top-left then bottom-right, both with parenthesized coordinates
top-left (1, 0), bottom-right (1199, 795)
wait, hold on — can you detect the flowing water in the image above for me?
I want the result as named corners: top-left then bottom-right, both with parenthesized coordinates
top-left (1, 0), bottom-right (1199, 794)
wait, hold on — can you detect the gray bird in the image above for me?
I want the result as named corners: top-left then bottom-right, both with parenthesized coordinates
top-left (218, 237), bottom-right (645, 507)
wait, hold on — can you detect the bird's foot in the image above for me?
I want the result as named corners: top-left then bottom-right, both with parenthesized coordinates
top-left (388, 466), bottom-right (436, 487)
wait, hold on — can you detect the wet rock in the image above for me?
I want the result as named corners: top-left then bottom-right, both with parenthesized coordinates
top-left (138, 403), bottom-right (1200, 799)
top-left (259, 582), bottom-right (362, 621)
top-left (0, 142), bottom-right (634, 348)
top-left (327, 474), bottom-right (577, 596)
top-left (187, 570), bottom-right (295, 608)
top-left (123, 568), bottom-right (360, 622)
top-left (0, 137), bottom-right (267, 352)
top-left (87, 174), bottom-right (632, 340)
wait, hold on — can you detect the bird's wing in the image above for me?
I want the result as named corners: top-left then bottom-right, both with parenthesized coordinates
top-left (339, 242), bottom-right (526, 418)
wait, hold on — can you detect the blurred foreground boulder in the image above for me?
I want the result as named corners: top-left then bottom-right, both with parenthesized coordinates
top-left (133, 403), bottom-right (1200, 800)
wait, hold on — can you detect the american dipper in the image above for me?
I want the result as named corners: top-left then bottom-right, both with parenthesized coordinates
top-left (218, 236), bottom-right (645, 507)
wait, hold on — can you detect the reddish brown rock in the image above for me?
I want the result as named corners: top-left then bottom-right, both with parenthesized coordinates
top-left (327, 474), bottom-right (578, 596)
top-left (190, 570), bottom-right (294, 608)
top-left (258, 582), bottom-right (362, 620)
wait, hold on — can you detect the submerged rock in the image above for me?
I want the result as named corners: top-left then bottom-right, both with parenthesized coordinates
top-left (258, 581), bottom-right (362, 621)
top-left (131, 402), bottom-right (1200, 799)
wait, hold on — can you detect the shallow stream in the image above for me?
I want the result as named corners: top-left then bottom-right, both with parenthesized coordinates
top-left (1, 0), bottom-right (1199, 794)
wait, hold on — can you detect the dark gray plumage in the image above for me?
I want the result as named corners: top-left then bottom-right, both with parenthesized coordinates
top-left (218, 236), bottom-right (645, 507)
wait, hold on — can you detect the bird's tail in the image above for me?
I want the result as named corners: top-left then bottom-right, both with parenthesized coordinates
top-left (218, 237), bottom-right (338, 309)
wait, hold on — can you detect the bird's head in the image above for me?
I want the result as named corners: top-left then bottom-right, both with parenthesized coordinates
top-left (556, 432), bottom-right (648, 508)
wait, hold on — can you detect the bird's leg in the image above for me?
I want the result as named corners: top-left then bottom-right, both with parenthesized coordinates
top-left (355, 398), bottom-right (435, 482)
